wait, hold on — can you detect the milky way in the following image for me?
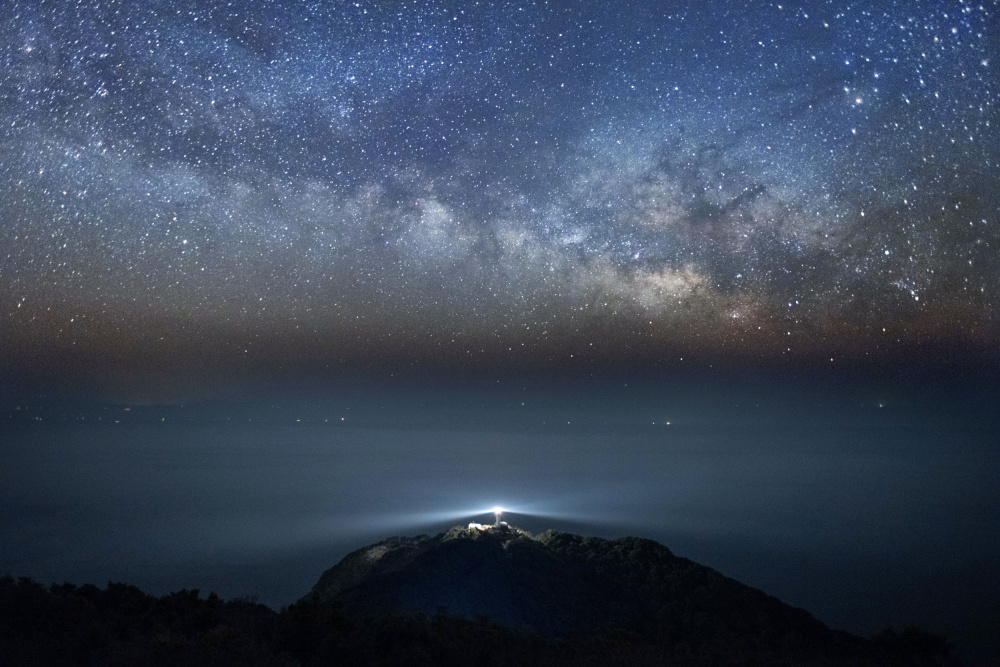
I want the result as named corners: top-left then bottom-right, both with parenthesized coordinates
top-left (2, 0), bottom-right (997, 376)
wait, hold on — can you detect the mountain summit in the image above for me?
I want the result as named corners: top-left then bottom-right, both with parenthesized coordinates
top-left (304, 525), bottom-right (954, 664)
top-left (308, 524), bottom-right (824, 638)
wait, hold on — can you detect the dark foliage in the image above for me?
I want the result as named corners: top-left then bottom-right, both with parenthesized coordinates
top-left (0, 575), bottom-right (289, 666)
top-left (0, 528), bottom-right (962, 666)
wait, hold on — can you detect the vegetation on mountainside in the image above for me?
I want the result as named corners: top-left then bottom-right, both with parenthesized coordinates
top-left (1, 527), bottom-right (960, 666)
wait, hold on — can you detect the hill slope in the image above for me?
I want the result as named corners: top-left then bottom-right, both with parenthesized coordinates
top-left (0, 527), bottom-right (959, 665)
top-left (306, 524), bottom-right (956, 665)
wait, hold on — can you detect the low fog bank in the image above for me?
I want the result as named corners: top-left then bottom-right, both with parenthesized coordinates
top-left (2, 370), bottom-right (997, 662)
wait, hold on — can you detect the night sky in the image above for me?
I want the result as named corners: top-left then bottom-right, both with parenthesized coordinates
top-left (2, 0), bottom-right (999, 663)
top-left (1, 0), bottom-right (996, 378)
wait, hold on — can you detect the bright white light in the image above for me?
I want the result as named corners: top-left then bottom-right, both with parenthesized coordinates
top-left (493, 506), bottom-right (503, 515)
top-left (319, 499), bottom-right (604, 539)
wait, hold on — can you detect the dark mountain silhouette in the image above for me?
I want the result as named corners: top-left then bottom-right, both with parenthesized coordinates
top-left (304, 525), bottom-right (957, 665)
top-left (310, 525), bottom-right (836, 639)
top-left (0, 526), bottom-right (959, 666)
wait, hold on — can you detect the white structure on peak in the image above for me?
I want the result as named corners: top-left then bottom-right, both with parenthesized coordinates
top-left (467, 508), bottom-right (508, 531)
top-left (467, 519), bottom-right (509, 531)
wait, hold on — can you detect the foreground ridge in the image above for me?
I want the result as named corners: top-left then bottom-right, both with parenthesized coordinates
top-left (0, 527), bottom-right (959, 666)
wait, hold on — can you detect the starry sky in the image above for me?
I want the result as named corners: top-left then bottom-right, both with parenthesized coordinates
top-left (1, 0), bottom-right (997, 382)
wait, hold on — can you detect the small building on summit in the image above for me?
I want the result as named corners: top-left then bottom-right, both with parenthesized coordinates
top-left (468, 521), bottom-right (509, 531)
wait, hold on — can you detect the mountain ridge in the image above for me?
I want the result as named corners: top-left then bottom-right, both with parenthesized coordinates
top-left (303, 524), bottom-right (949, 664)
top-left (0, 526), bottom-right (960, 665)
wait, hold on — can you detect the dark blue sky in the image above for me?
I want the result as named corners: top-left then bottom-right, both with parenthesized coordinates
top-left (1, 0), bottom-right (996, 381)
